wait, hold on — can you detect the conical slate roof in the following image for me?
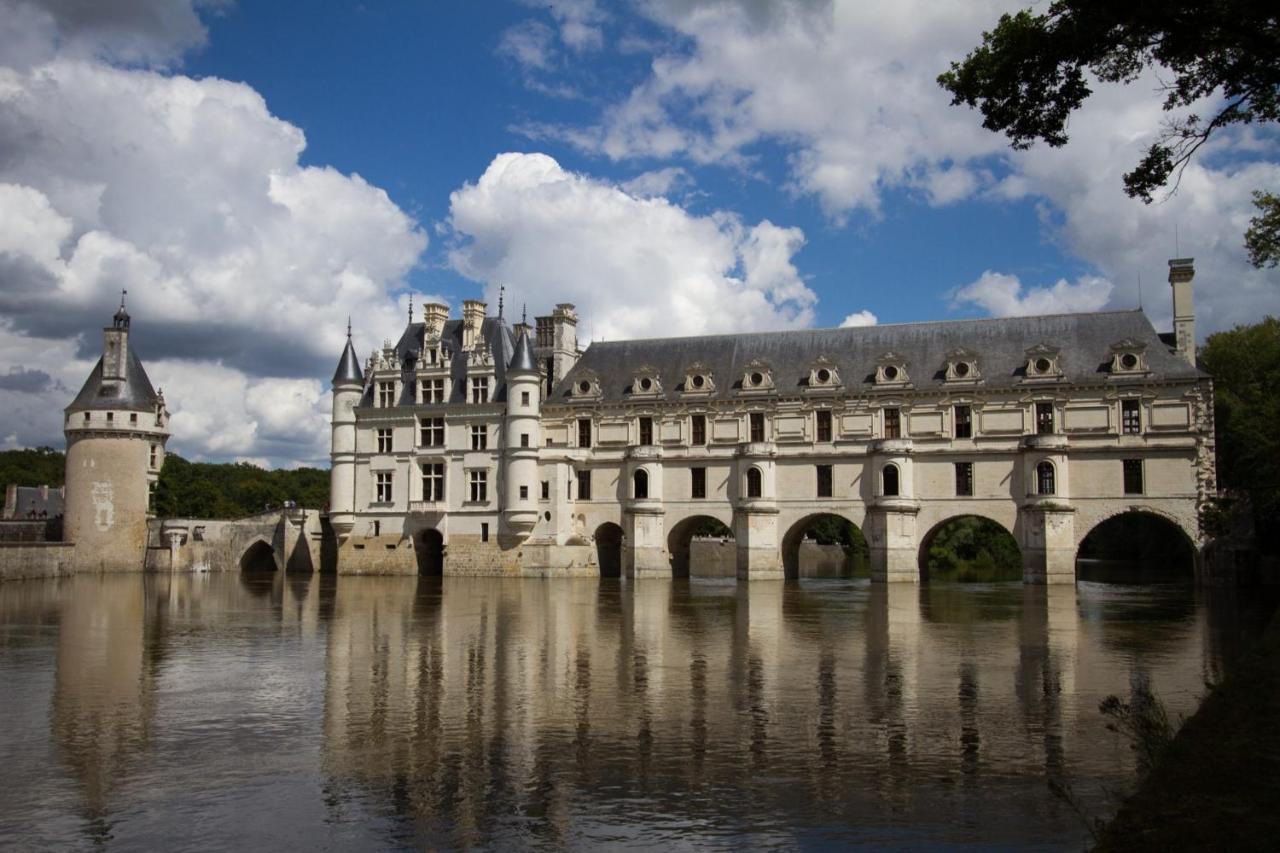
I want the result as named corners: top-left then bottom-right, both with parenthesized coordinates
top-left (332, 335), bottom-right (364, 384)
top-left (508, 327), bottom-right (537, 374)
top-left (65, 346), bottom-right (159, 414)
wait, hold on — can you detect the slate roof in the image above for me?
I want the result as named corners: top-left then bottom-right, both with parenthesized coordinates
top-left (4, 486), bottom-right (64, 519)
top-left (332, 335), bottom-right (364, 384)
top-left (551, 310), bottom-right (1204, 403)
top-left (508, 328), bottom-right (537, 374)
top-left (359, 317), bottom-right (517, 406)
top-left (66, 345), bottom-right (160, 413)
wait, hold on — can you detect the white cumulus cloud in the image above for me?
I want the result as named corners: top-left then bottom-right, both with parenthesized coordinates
top-left (952, 271), bottom-right (1114, 318)
top-left (839, 310), bottom-right (878, 327)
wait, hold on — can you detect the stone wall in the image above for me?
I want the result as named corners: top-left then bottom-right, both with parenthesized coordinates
top-left (64, 435), bottom-right (150, 572)
top-left (0, 520), bottom-right (59, 543)
top-left (690, 538), bottom-right (736, 578)
top-left (797, 540), bottom-right (849, 578)
top-left (0, 542), bottom-right (75, 581)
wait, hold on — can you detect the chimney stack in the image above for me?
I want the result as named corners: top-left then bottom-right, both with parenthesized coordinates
top-left (1168, 258), bottom-right (1196, 366)
top-left (423, 302), bottom-right (448, 338)
top-left (462, 299), bottom-right (486, 350)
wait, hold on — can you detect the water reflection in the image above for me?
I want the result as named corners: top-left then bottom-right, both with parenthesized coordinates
top-left (0, 573), bottom-right (1271, 850)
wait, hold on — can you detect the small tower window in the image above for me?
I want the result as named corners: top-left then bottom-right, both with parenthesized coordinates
top-left (1036, 461), bottom-right (1056, 496)
top-left (520, 433), bottom-right (530, 448)
top-left (816, 464), bottom-right (833, 498)
top-left (690, 414), bottom-right (706, 446)
top-left (130, 413), bottom-right (138, 424)
top-left (746, 467), bottom-right (763, 498)
top-left (882, 464), bottom-right (900, 497)
top-left (1121, 399), bottom-right (1141, 434)
top-left (633, 469), bottom-right (649, 500)
top-left (1036, 402), bottom-right (1055, 435)
top-left (883, 408), bottom-right (901, 439)
top-left (816, 410), bottom-right (832, 442)
top-left (691, 467), bottom-right (706, 499)
top-left (106, 412), bottom-right (114, 423)
top-left (521, 391), bottom-right (530, 406)
top-left (1123, 459), bottom-right (1144, 495)
top-left (955, 462), bottom-right (973, 496)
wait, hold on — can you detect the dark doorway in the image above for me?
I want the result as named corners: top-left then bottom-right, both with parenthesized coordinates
top-left (417, 529), bottom-right (445, 576)
top-left (595, 522), bottom-right (623, 578)
top-left (240, 540), bottom-right (277, 572)
top-left (918, 516), bottom-right (1021, 582)
top-left (1077, 512), bottom-right (1194, 583)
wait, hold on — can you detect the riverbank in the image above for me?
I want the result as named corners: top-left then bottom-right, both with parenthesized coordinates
top-left (1094, 604), bottom-right (1280, 851)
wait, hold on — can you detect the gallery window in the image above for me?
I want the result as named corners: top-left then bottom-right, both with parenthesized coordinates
top-left (882, 464), bottom-right (900, 497)
top-left (578, 418), bottom-right (592, 448)
top-left (470, 424), bottom-right (488, 450)
top-left (375, 472), bottom-right (393, 503)
top-left (816, 464), bottom-right (833, 498)
top-left (1036, 461), bottom-right (1056, 496)
top-left (420, 417), bottom-right (444, 447)
top-left (376, 428), bottom-right (393, 454)
top-left (577, 470), bottom-right (592, 500)
top-left (749, 412), bottom-right (766, 442)
top-left (955, 462), bottom-right (973, 497)
top-left (1123, 459), bottom-right (1144, 495)
top-left (816, 410), bottom-right (832, 443)
top-left (638, 417), bottom-right (654, 446)
top-left (469, 469), bottom-right (488, 503)
top-left (1036, 402), bottom-right (1055, 435)
top-left (633, 469), bottom-right (649, 499)
top-left (883, 408), bottom-right (901, 439)
top-left (1122, 399), bottom-right (1141, 435)
top-left (954, 405), bottom-right (972, 439)
top-left (691, 414), bottom-right (707, 446)
top-left (421, 463), bottom-right (444, 501)
top-left (691, 467), bottom-right (706, 499)
top-left (746, 467), bottom-right (763, 499)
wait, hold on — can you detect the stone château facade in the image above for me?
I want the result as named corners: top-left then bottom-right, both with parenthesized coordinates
top-left (328, 259), bottom-right (1214, 583)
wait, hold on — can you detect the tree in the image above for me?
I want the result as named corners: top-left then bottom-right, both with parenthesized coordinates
top-left (938, 1), bottom-right (1280, 265)
top-left (1199, 317), bottom-right (1280, 552)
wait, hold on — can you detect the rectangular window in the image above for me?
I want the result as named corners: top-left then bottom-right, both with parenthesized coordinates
top-left (106, 412), bottom-right (113, 422)
top-left (884, 408), bottom-right (901, 439)
top-left (816, 464), bottom-right (833, 498)
top-left (376, 428), bottom-right (393, 453)
top-left (540, 481), bottom-right (549, 501)
top-left (521, 391), bottom-right (530, 406)
top-left (421, 463), bottom-right (445, 501)
top-left (419, 417), bottom-right (444, 447)
top-left (576, 469), bottom-right (592, 501)
top-left (375, 472), bottom-right (393, 503)
top-left (130, 413), bottom-right (138, 424)
top-left (578, 418), bottom-right (592, 448)
top-left (150, 445), bottom-right (159, 468)
top-left (420, 378), bottom-right (445, 404)
top-left (638, 417), bottom-right (653, 446)
top-left (470, 376), bottom-right (489, 404)
top-left (470, 424), bottom-right (488, 450)
top-left (520, 433), bottom-right (530, 448)
top-left (1123, 459), bottom-right (1144, 495)
top-left (469, 469), bottom-right (488, 503)
top-left (378, 381), bottom-right (396, 408)
top-left (691, 467), bottom-right (706, 499)
top-left (690, 414), bottom-right (706, 446)
top-left (955, 462), bottom-right (974, 497)
top-left (954, 405), bottom-right (972, 439)
top-left (1122, 399), bottom-right (1141, 434)
top-left (1036, 402), bottom-right (1055, 435)
top-left (750, 412), bottom-right (765, 442)
top-left (519, 485), bottom-right (528, 500)
top-left (816, 410), bottom-right (832, 442)
top-left (481, 522), bottom-right (489, 542)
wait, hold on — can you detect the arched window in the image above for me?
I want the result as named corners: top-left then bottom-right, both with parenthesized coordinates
top-left (882, 463), bottom-right (900, 497)
top-left (633, 468), bottom-right (649, 500)
top-left (1036, 460), bottom-right (1056, 495)
top-left (746, 467), bottom-right (763, 498)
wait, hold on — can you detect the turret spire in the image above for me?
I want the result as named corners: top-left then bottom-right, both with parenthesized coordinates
top-left (333, 322), bottom-right (364, 384)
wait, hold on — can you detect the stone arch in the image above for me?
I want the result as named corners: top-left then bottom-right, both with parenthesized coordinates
top-left (239, 537), bottom-right (279, 572)
top-left (1076, 508), bottom-right (1196, 583)
top-left (667, 514), bottom-right (735, 578)
top-left (917, 514), bottom-right (1021, 582)
top-left (594, 522), bottom-right (623, 578)
top-left (781, 512), bottom-right (868, 580)
top-left (416, 528), bottom-right (444, 576)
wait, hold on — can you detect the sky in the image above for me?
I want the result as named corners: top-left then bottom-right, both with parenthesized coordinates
top-left (0, 0), bottom-right (1276, 468)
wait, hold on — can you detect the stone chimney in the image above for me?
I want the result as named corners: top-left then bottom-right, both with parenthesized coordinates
top-left (462, 299), bottom-right (486, 351)
top-left (1168, 258), bottom-right (1196, 366)
top-left (423, 302), bottom-right (448, 339)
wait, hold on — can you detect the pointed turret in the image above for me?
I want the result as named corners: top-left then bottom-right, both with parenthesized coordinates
top-left (329, 322), bottom-right (363, 539)
top-left (332, 323), bottom-right (364, 385)
top-left (508, 326), bottom-right (538, 374)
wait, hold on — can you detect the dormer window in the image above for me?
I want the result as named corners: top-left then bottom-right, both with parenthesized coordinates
top-left (1108, 339), bottom-right (1149, 375)
top-left (945, 347), bottom-right (981, 383)
top-left (807, 357), bottom-right (841, 390)
top-left (630, 367), bottom-right (662, 397)
top-left (682, 362), bottom-right (716, 395)
top-left (571, 371), bottom-right (602, 399)
top-left (875, 352), bottom-right (909, 386)
top-left (1023, 344), bottom-right (1063, 380)
top-left (739, 359), bottom-right (775, 393)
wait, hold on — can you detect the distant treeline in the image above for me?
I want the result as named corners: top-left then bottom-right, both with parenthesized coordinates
top-left (0, 448), bottom-right (329, 520)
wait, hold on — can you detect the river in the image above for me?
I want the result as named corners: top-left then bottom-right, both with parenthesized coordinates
top-left (0, 573), bottom-right (1273, 850)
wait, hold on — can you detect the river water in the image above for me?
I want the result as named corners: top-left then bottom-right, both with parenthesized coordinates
top-left (0, 573), bottom-right (1273, 851)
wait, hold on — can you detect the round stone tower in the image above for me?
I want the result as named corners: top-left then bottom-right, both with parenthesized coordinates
top-left (503, 324), bottom-right (540, 537)
top-left (63, 296), bottom-right (170, 571)
top-left (329, 323), bottom-right (364, 540)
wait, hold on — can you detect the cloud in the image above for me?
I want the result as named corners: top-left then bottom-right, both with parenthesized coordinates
top-left (839, 310), bottom-right (877, 327)
top-left (447, 152), bottom-right (816, 341)
top-left (621, 166), bottom-right (691, 197)
top-left (952, 271), bottom-right (1114, 318)
top-left (0, 365), bottom-right (61, 393)
top-left (497, 19), bottom-right (556, 72)
top-left (0, 6), bottom-right (428, 466)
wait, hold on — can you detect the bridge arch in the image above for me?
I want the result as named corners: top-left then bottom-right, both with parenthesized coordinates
top-left (239, 537), bottom-right (278, 572)
top-left (667, 514), bottom-right (734, 578)
top-left (594, 522), bottom-right (623, 578)
top-left (781, 513), bottom-right (868, 580)
top-left (918, 514), bottom-right (1021, 582)
top-left (1076, 509), bottom-right (1196, 583)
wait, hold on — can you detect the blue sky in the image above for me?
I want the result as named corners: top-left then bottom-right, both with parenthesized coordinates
top-left (0, 0), bottom-right (1275, 466)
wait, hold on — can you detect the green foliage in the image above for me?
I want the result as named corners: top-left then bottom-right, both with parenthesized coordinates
top-left (0, 446), bottom-right (65, 488)
top-left (805, 514), bottom-right (869, 558)
top-left (1200, 317), bottom-right (1280, 552)
top-left (690, 517), bottom-right (732, 538)
top-left (153, 454), bottom-right (330, 519)
top-left (1245, 191), bottom-right (1280, 268)
top-left (1100, 687), bottom-right (1176, 779)
top-left (924, 516), bottom-right (1021, 582)
top-left (939, 1), bottom-right (1280, 266)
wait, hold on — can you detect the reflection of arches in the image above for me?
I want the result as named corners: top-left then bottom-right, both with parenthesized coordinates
top-left (594, 522), bottom-right (623, 578)
top-left (633, 469), bottom-right (649, 499)
top-left (416, 528), bottom-right (444, 576)
top-left (1036, 461), bottom-right (1056, 495)
top-left (239, 539), bottom-right (278, 572)
top-left (667, 515), bottom-right (734, 578)
top-left (882, 464), bottom-right (900, 496)
top-left (918, 515), bottom-right (1020, 582)
top-left (745, 467), bottom-right (763, 498)
top-left (781, 513), bottom-right (868, 579)
top-left (1076, 510), bottom-right (1195, 583)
